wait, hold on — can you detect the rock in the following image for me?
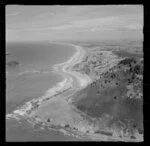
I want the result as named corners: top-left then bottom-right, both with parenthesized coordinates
top-left (7, 61), bottom-right (19, 67)
top-left (47, 118), bottom-right (51, 122)
top-left (64, 124), bottom-right (70, 128)
top-left (130, 135), bottom-right (136, 139)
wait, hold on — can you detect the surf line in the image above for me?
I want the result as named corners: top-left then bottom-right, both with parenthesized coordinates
top-left (6, 43), bottom-right (87, 121)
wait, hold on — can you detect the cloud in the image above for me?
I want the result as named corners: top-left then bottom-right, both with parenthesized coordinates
top-left (44, 16), bottom-right (121, 31)
top-left (52, 16), bottom-right (126, 30)
top-left (115, 24), bottom-right (143, 32)
top-left (6, 12), bottom-right (21, 17)
top-left (126, 24), bottom-right (143, 30)
top-left (50, 24), bottom-right (73, 30)
top-left (38, 12), bottom-right (55, 18)
top-left (6, 5), bottom-right (143, 42)
top-left (6, 12), bottom-right (143, 35)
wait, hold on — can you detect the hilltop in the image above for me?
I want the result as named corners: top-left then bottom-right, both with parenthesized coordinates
top-left (71, 46), bottom-right (143, 141)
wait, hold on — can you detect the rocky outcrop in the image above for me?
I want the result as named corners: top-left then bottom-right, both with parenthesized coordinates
top-left (6, 61), bottom-right (19, 67)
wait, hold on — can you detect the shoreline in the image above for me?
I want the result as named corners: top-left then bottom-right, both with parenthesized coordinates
top-left (6, 42), bottom-right (94, 141)
top-left (52, 43), bottom-right (91, 87)
top-left (6, 43), bottom-right (91, 120)
top-left (6, 42), bottom-right (143, 142)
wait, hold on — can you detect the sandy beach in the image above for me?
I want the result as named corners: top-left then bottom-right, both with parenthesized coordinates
top-left (6, 43), bottom-right (95, 141)
top-left (7, 43), bottom-right (139, 141)
top-left (52, 43), bottom-right (92, 87)
top-left (6, 6), bottom-right (143, 142)
top-left (6, 43), bottom-right (143, 142)
top-left (6, 43), bottom-right (91, 121)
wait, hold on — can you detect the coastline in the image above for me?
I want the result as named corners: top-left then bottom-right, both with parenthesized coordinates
top-left (6, 42), bottom-right (143, 142)
top-left (52, 43), bottom-right (91, 87)
top-left (6, 43), bottom-right (91, 120)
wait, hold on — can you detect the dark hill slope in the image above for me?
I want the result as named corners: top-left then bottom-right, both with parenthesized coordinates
top-left (72, 57), bottom-right (143, 138)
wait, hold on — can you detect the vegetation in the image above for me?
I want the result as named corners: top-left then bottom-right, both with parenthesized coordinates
top-left (72, 50), bottom-right (118, 80)
top-left (72, 48), bottom-right (143, 140)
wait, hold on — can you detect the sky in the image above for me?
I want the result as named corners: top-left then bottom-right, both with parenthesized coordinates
top-left (6, 5), bottom-right (143, 42)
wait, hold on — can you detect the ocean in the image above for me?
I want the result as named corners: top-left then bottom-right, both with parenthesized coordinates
top-left (5, 41), bottom-right (80, 141)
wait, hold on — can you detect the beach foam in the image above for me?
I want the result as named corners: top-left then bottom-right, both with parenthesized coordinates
top-left (6, 75), bottom-right (73, 120)
top-left (6, 43), bottom-right (90, 123)
top-left (18, 70), bottom-right (53, 76)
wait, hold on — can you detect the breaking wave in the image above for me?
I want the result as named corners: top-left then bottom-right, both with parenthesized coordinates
top-left (18, 70), bottom-right (52, 76)
top-left (6, 75), bottom-right (73, 120)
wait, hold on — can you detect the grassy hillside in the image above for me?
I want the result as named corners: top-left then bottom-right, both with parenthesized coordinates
top-left (72, 49), bottom-right (143, 140)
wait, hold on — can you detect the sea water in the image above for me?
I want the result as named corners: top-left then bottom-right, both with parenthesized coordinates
top-left (6, 41), bottom-right (80, 141)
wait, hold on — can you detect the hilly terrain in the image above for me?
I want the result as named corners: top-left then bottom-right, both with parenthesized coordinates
top-left (71, 47), bottom-right (143, 140)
